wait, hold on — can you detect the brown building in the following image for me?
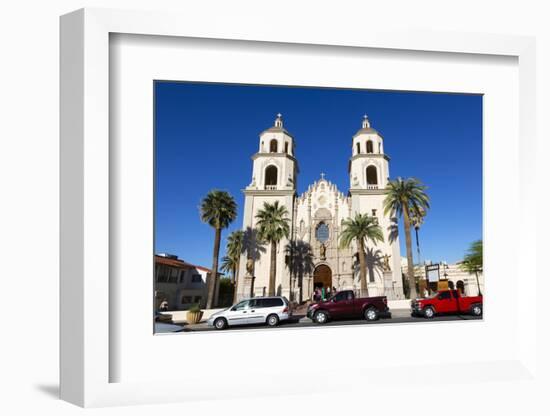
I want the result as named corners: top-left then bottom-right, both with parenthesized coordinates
top-left (154, 254), bottom-right (212, 310)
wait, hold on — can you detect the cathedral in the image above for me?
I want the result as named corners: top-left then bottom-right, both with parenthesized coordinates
top-left (236, 114), bottom-right (405, 302)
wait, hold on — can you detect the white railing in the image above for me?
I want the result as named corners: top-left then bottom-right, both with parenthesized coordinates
top-left (366, 184), bottom-right (378, 190)
top-left (265, 185), bottom-right (277, 190)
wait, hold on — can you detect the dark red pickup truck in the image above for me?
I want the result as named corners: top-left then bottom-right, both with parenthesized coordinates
top-left (307, 290), bottom-right (390, 324)
top-left (411, 289), bottom-right (483, 318)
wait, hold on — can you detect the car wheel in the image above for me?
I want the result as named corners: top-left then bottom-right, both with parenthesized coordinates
top-left (214, 317), bottom-right (227, 330)
top-left (314, 310), bottom-right (328, 324)
top-left (364, 307), bottom-right (379, 321)
top-left (267, 314), bottom-right (280, 327)
top-left (471, 304), bottom-right (482, 316)
top-left (423, 306), bottom-right (435, 319)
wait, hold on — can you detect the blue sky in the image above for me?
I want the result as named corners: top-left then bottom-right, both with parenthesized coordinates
top-left (155, 81), bottom-right (482, 267)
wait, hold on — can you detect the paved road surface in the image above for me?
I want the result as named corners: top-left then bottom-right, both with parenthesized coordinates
top-left (177, 309), bottom-right (482, 333)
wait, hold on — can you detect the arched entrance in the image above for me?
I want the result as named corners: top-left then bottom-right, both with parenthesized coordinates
top-left (313, 264), bottom-right (332, 290)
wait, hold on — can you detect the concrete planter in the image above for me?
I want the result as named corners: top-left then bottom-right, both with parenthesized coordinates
top-left (186, 310), bottom-right (204, 324)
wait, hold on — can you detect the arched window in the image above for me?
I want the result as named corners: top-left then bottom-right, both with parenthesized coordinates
top-left (269, 139), bottom-right (278, 153)
top-left (315, 222), bottom-right (330, 243)
top-left (356, 142), bottom-right (361, 154)
top-left (366, 140), bottom-right (374, 153)
top-left (284, 142), bottom-right (289, 154)
top-left (264, 165), bottom-right (278, 189)
top-left (366, 165), bottom-right (378, 185)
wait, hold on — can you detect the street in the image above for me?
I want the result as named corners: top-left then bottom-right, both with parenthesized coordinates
top-left (178, 309), bottom-right (482, 332)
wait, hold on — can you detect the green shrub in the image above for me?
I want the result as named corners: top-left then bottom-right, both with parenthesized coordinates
top-left (188, 303), bottom-right (202, 313)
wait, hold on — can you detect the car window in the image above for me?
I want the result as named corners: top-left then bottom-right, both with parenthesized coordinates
top-left (260, 298), bottom-right (283, 308)
top-left (452, 290), bottom-right (459, 299)
top-left (232, 300), bottom-right (250, 311)
top-left (334, 292), bottom-right (347, 302)
top-left (439, 291), bottom-right (451, 300)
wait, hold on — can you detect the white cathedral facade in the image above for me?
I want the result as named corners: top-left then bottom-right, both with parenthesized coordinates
top-left (236, 114), bottom-right (405, 302)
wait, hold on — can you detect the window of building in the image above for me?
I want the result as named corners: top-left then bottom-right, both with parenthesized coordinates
top-left (168, 268), bottom-right (179, 283)
top-left (264, 165), bottom-right (278, 188)
top-left (181, 296), bottom-right (193, 304)
top-left (315, 222), bottom-right (329, 243)
top-left (356, 142), bottom-right (360, 154)
top-left (366, 140), bottom-right (374, 153)
top-left (191, 274), bottom-right (202, 283)
top-left (269, 139), bottom-right (278, 153)
top-left (157, 265), bottom-right (169, 283)
top-left (179, 271), bottom-right (186, 283)
top-left (366, 165), bottom-right (378, 185)
top-left (284, 142), bottom-right (289, 153)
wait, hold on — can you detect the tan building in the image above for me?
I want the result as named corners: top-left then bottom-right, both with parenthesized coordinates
top-left (402, 258), bottom-right (484, 297)
top-left (154, 254), bottom-right (212, 310)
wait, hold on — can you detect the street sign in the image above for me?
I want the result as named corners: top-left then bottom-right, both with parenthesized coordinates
top-left (425, 264), bottom-right (440, 282)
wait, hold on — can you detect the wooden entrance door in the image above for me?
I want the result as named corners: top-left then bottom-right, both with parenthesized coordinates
top-left (313, 264), bottom-right (332, 289)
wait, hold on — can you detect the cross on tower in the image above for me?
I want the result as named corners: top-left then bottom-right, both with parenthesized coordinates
top-left (320, 172), bottom-right (325, 180)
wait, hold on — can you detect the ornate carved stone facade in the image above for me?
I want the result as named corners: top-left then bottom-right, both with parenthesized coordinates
top-left (237, 114), bottom-right (405, 302)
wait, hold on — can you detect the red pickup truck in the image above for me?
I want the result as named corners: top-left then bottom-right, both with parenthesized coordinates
top-left (307, 290), bottom-right (390, 324)
top-left (411, 289), bottom-right (483, 318)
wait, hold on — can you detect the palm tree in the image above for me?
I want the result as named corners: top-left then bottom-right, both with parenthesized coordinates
top-left (255, 201), bottom-right (291, 296)
top-left (459, 239), bottom-right (483, 296)
top-left (285, 240), bottom-right (314, 303)
top-left (383, 177), bottom-right (430, 300)
top-left (200, 190), bottom-right (237, 309)
top-left (410, 205), bottom-right (426, 265)
top-left (339, 213), bottom-right (384, 297)
top-left (222, 230), bottom-right (244, 303)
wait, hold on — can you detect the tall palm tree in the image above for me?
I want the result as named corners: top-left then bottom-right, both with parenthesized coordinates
top-left (339, 213), bottom-right (384, 297)
top-left (383, 177), bottom-right (430, 300)
top-left (285, 240), bottom-right (314, 303)
top-left (223, 229), bottom-right (244, 303)
top-left (255, 201), bottom-right (290, 296)
top-left (459, 239), bottom-right (483, 296)
top-left (410, 205), bottom-right (426, 265)
top-left (200, 190), bottom-right (237, 309)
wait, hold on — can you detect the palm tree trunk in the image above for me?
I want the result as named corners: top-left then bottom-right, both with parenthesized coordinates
top-left (358, 239), bottom-right (369, 297)
top-left (475, 270), bottom-right (482, 296)
top-left (206, 227), bottom-right (221, 309)
top-left (232, 264), bottom-right (239, 304)
top-left (415, 226), bottom-right (421, 264)
top-left (403, 206), bottom-right (417, 299)
top-left (249, 275), bottom-right (255, 298)
top-left (268, 241), bottom-right (277, 296)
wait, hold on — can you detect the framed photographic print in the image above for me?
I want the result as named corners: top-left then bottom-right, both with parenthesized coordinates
top-left (60, 7), bottom-right (539, 409)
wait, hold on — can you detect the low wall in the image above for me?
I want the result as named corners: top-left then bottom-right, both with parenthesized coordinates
top-left (387, 299), bottom-right (411, 309)
top-left (161, 308), bottom-right (224, 324)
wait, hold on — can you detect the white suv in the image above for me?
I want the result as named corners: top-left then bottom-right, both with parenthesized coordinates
top-left (207, 296), bottom-right (291, 330)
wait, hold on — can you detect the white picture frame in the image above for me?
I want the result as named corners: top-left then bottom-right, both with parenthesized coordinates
top-left (60, 7), bottom-right (539, 408)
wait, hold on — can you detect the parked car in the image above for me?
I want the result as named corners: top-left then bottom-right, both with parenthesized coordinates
top-left (306, 290), bottom-right (390, 324)
top-left (207, 296), bottom-right (291, 330)
top-left (411, 289), bottom-right (483, 318)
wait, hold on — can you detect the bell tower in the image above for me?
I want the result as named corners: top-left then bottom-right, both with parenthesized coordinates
top-left (237, 114), bottom-right (299, 300)
top-left (348, 115), bottom-right (404, 299)
top-left (246, 113), bottom-right (298, 192)
top-left (348, 115), bottom-right (389, 190)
